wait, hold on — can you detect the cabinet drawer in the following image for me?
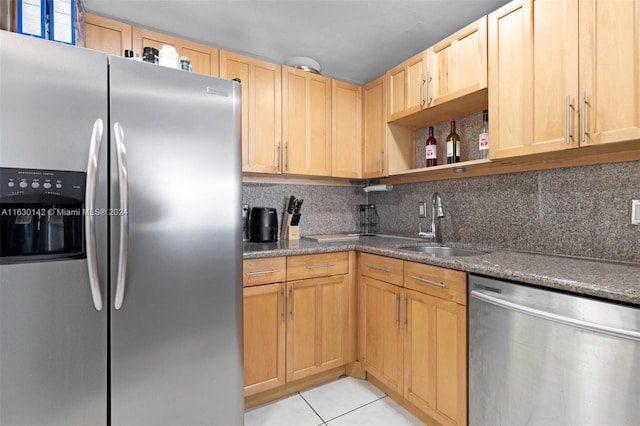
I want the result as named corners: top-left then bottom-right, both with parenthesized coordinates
top-left (243, 257), bottom-right (287, 287)
top-left (358, 253), bottom-right (403, 286)
top-left (287, 252), bottom-right (349, 281)
top-left (404, 261), bottom-right (467, 305)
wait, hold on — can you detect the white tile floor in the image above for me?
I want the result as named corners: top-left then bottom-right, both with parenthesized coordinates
top-left (244, 377), bottom-right (425, 426)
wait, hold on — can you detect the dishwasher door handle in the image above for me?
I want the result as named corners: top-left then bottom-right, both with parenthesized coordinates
top-left (471, 290), bottom-right (640, 342)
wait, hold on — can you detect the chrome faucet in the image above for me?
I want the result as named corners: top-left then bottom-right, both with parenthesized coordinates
top-left (418, 192), bottom-right (444, 242)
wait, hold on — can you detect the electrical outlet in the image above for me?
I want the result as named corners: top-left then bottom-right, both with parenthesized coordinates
top-left (418, 202), bottom-right (427, 218)
top-left (632, 200), bottom-right (640, 225)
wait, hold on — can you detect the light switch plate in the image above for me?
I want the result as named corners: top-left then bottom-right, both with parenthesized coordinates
top-left (632, 200), bottom-right (640, 225)
top-left (418, 202), bottom-right (427, 218)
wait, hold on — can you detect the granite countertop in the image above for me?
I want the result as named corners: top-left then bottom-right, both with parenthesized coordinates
top-left (243, 235), bottom-right (640, 306)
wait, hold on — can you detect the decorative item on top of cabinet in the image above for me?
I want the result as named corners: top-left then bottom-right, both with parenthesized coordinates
top-left (282, 65), bottom-right (332, 176)
top-left (131, 26), bottom-right (219, 76)
top-left (488, 0), bottom-right (640, 160)
top-left (332, 80), bottom-right (362, 178)
top-left (220, 51), bottom-right (282, 174)
top-left (84, 13), bottom-right (132, 56)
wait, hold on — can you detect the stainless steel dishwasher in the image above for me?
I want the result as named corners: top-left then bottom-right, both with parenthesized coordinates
top-left (469, 274), bottom-right (640, 426)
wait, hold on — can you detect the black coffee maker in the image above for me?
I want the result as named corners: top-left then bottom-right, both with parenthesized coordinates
top-left (249, 207), bottom-right (278, 242)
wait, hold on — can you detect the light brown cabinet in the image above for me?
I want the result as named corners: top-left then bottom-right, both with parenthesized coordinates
top-left (359, 253), bottom-right (467, 426)
top-left (362, 76), bottom-right (388, 178)
top-left (220, 51), bottom-right (282, 173)
top-left (489, 0), bottom-right (640, 159)
top-left (243, 253), bottom-right (354, 398)
top-left (84, 13), bottom-right (132, 55)
top-left (131, 26), bottom-right (219, 76)
top-left (331, 80), bottom-right (362, 178)
top-left (282, 66), bottom-right (332, 176)
top-left (387, 52), bottom-right (427, 121)
top-left (426, 16), bottom-right (487, 108)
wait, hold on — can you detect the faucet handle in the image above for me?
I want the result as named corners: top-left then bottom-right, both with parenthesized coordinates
top-left (418, 223), bottom-right (435, 240)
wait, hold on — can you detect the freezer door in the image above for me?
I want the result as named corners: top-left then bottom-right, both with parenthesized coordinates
top-left (109, 57), bottom-right (243, 425)
top-left (0, 32), bottom-right (108, 425)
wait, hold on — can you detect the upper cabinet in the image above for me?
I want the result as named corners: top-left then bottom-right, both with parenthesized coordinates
top-left (282, 66), bottom-right (332, 176)
top-left (85, 14), bottom-right (132, 55)
top-left (332, 80), bottom-right (362, 178)
top-left (387, 52), bottom-right (427, 121)
top-left (220, 51), bottom-right (282, 174)
top-left (387, 16), bottom-right (488, 129)
top-left (489, 0), bottom-right (640, 159)
top-left (131, 27), bottom-right (219, 76)
top-left (426, 16), bottom-right (487, 108)
top-left (362, 76), bottom-right (388, 178)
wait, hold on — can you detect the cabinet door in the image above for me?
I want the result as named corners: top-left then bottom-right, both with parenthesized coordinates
top-left (579, 0), bottom-right (640, 146)
top-left (243, 283), bottom-right (286, 396)
top-left (362, 76), bottom-right (388, 178)
top-left (361, 276), bottom-right (403, 394)
top-left (388, 52), bottom-right (426, 121)
top-left (84, 13), bottom-right (132, 55)
top-left (220, 51), bottom-right (282, 173)
top-left (286, 275), bottom-right (348, 381)
top-left (332, 80), bottom-right (362, 178)
top-left (282, 66), bottom-right (332, 176)
top-left (131, 27), bottom-right (219, 76)
top-left (404, 289), bottom-right (467, 426)
top-left (489, 0), bottom-right (579, 159)
top-left (427, 16), bottom-right (487, 107)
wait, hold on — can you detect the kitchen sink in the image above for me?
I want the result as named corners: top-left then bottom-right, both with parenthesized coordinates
top-left (399, 246), bottom-right (489, 257)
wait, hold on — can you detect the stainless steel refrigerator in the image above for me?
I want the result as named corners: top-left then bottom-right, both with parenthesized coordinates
top-left (0, 31), bottom-right (244, 425)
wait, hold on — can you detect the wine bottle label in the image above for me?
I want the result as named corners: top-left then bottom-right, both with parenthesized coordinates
top-left (446, 141), bottom-right (454, 157)
top-left (479, 132), bottom-right (489, 150)
top-left (456, 142), bottom-right (460, 156)
top-left (426, 144), bottom-right (437, 160)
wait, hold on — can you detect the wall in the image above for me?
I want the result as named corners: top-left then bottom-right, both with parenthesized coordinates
top-left (243, 183), bottom-right (368, 236)
top-left (370, 161), bottom-right (640, 264)
top-left (243, 161), bottom-right (639, 264)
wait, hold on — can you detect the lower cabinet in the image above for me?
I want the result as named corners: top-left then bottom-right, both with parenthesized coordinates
top-left (360, 253), bottom-right (467, 426)
top-left (243, 252), bottom-right (354, 398)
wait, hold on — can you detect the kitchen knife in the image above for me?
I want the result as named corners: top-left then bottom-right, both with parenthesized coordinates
top-left (291, 213), bottom-right (301, 226)
top-left (287, 196), bottom-right (295, 214)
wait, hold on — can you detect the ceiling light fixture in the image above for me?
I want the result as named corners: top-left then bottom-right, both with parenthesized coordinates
top-left (284, 56), bottom-right (322, 74)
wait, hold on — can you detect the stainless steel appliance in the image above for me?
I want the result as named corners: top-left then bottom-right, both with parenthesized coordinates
top-left (0, 31), bottom-right (243, 425)
top-left (469, 274), bottom-right (640, 426)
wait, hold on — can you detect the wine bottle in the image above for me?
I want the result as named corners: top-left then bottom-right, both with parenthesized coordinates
top-left (425, 126), bottom-right (437, 167)
top-left (446, 120), bottom-right (460, 164)
top-left (478, 109), bottom-right (489, 159)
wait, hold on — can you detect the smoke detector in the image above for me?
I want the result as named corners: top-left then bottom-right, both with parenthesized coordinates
top-left (284, 56), bottom-right (322, 74)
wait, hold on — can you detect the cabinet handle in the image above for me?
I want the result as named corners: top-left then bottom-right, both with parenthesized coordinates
top-left (290, 286), bottom-right (295, 320)
top-left (565, 95), bottom-right (573, 145)
top-left (402, 293), bottom-right (407, 330)
top-left (420, 73), bottom-right (426, 107)
top-left (581, 92), bottom-right (588, 143)
top-left (366, 264), bottom-right (391, 273)
top-left (410, 275), bottom-right (446, 288)
top-left (245, 269), bottom-right (282, 276)
top-left (281, 287), bottom-right (286, 322)
top-left (426, 71), bottom-right (432, 105)
top-left (394, 291), bottom-right (399, 328)
top-left (379, 150), bottom-right (384, 175)
top-left (276, 141), bottom-right (281, 172)
top-left (285, 141), bottom-right (289, 171)
top-left (306, 263), bottom-right (335, 270)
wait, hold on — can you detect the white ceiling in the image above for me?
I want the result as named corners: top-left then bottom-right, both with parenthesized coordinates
top-left (85, 0), bottom-right (509, 85)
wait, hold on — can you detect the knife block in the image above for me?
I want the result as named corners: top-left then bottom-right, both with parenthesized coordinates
top-left (281, 212), bottom-right (300, 241)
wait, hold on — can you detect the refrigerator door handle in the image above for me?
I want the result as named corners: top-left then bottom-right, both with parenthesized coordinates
top-left (114, 122), bottom-right (129, 310)
top-left (85, 118), bottom-right (104, 311)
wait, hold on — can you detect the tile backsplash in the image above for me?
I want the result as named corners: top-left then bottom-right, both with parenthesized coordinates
top-left (370, 161), bottom-right (640, 263)
top-left (243, 160), bottom-right (640, 264)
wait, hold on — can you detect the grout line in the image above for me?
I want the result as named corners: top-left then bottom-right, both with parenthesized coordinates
top-left (298, 391), bottom-right (327, 425)
top-left (311, 394), bottom-right (388, 424)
